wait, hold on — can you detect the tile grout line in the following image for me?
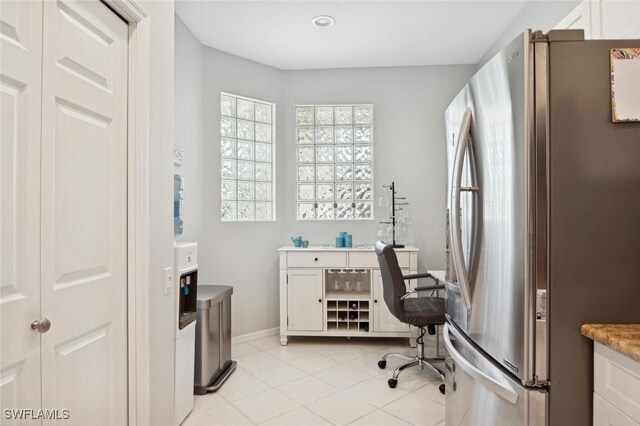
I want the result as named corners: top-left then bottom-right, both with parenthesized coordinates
top-left (227, 385), bottom-right (299, 424)
top-left (343, 407), bottom-right (410, 426)
top-left (197, 336), bottom-right (444, 426)
top-left (378, 391), bottom-right (446, 426)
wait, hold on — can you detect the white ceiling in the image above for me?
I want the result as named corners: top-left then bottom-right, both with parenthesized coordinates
top-left (176, 1), bottom-right (543, 70)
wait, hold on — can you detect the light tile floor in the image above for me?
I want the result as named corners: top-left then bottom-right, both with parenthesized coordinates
top-left (184, 335), bottom-right (446, 426)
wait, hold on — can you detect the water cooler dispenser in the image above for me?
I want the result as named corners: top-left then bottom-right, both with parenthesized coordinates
top-left (174, 175), bottom-right (184, 237)
top-left (174, 242), bottom-right (197, 425)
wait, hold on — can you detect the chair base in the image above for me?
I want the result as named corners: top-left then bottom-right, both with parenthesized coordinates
top-left (378, 326), bottom-right (446, 394)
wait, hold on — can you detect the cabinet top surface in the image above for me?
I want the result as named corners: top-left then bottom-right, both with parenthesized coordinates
top-left (278, 245), bottom-right (418, 252)
top-left (581, 324), bottom-right (640, 363)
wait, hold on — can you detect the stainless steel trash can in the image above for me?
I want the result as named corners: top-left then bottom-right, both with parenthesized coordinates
top-left (194, 285), bottom-right (236, 395)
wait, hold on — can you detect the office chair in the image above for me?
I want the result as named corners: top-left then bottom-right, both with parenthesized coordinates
top-left (375, 241), bottom-right (446, 393)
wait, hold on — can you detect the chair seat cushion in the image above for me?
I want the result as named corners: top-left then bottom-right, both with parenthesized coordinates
top-left (401, 297), bottom-right (446, 326)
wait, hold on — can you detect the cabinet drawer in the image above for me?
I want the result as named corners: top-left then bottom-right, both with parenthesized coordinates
top-left (287, 251), bottom-right (347, 268)
top-left (594, 343), bottom-right (640, 422)
top-left (349, 251), bottom-right (410, 269)
top-left (594, 393), bottom-right (640, 426)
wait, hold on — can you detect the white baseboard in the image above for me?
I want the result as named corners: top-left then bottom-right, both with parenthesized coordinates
top-left (232, 327), bottom-right (279, 345)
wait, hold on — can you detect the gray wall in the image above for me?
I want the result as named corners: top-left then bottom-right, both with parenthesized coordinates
top-left (146, 1), bottom-right (176, 425)
top-left (477, 0), bottom-right (579, 68)
top-left (281, 66), bottom-right (475, 270)
top-left (198, 23), bottom-right (287, 337)
top-left (174, 17), bottom-right (474, 336)
top-left (175, 17), bottom-right (204, 243)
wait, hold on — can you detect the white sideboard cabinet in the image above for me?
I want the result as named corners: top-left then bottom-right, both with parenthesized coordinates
top-left (278, 246), bottom-right (419, 345)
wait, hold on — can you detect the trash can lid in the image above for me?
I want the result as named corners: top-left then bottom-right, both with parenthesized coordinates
top-left (197, 285), bottom-right (233, 308)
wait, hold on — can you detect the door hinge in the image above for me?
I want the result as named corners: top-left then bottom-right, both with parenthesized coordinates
top-left (286, 274), bottom-right (288, 284)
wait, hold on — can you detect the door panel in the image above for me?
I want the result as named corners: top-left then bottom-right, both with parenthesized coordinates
top-left (373, 270), bottom-right (409, 333)
top-left (40, 1), bottom-right (128, 423)
top-left (287, 270), bottom-right (323, 331)
top-left (52, 100), bottom-right (112, 287)
top-left (55, 1), bottom-right (116, 92)
top-left (0, 0), bottom-right (43, 415)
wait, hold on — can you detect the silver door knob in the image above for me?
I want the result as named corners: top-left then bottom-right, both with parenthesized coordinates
top-left (31, 318), bottom-right (51, 333)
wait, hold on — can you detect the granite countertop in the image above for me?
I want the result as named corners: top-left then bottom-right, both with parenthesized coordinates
top-left (581, 324), bottom-right (640, 362)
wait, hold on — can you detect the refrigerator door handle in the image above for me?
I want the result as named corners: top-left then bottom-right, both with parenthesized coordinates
top-left (444, 323), bottom-right (519, 404)
top-left (449, 107), bottom-right (474, 309)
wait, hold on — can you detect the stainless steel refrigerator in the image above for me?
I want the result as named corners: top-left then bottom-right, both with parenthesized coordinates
top-left (443, 29), bottom-right (640, 426)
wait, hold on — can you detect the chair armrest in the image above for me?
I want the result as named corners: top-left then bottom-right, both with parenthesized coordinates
top-left (402, 272), bottom-right (433, 280)
top-left (403, 272), bottom-right (442, 290)
top-left (400, 285), bottom-right (445, 300)
top-left (415, 285), bottom-right (445, 292)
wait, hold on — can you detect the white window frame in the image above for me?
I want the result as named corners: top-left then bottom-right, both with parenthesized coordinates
top-left (220, 92), bottom-right (277, 222)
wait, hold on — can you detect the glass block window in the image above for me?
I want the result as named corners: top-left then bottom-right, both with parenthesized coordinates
top-left (295, 104), bottom-right (374, 220)
top-left (221, 93), bottom-right (276, 221)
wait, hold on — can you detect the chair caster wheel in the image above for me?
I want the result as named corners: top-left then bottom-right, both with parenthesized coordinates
top-left (378, 360), bottom-right (386, 369)
top-left (439, 384), bottom-right (446, 394)
top-left (388, 379), bottom-right (397, 388)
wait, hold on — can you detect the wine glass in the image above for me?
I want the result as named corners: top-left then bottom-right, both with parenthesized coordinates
top-left (342, 272), bottom-right (352, 292)
top-left (396, 217), bottom-right (407, 233)
top-left (332, 271), bottom-right (340, 291)
top-left (355, 271), bottom-right (363, 292)
top-left (379, 193), bottom-right (390, 210)
top-left (386, 224), bottom-right (396, 237)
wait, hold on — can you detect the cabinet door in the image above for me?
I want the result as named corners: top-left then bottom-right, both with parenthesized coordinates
top-left (600, 0), bottom-right (640, 39)
top-left (373, 270), bottom-right (410, 333)
top-left (555, 0), bottom-right (640, 39)
top-left (287, 270), bottom-right (323, 331)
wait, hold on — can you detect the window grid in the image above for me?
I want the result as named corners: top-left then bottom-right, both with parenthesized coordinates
top-left (220, 93), bottom-right (276, 221)
top-left (295, 104), bottom-right (374, 220)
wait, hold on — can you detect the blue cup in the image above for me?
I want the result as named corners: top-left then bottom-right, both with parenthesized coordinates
top-left (291, 236), bottom-right (302, 247)
top-left (339, 231), bottom-right (348, 236)
top-left (335, 236), bottom-right (345, 248)
top-left (344, 234), bottom-right (353, 248)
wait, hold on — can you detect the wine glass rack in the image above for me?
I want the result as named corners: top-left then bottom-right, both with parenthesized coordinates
top-left (379, 181), bottom-right (408, 248)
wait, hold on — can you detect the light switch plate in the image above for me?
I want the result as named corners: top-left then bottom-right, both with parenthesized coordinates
top-left (164, 267), bottom-right (173, 295)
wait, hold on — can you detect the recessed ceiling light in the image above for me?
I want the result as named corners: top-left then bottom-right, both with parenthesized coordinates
top-left (312, 15), bottom-right (335, 28)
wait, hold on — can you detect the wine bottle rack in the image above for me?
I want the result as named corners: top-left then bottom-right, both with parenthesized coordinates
top-left (326, 300), bottom-right (370, 333)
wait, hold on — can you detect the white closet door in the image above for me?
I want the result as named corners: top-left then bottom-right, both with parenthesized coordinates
top-left (40, 1), bottom-right (128, 424)
top-left (0, 0), bottom-right (43, 415)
